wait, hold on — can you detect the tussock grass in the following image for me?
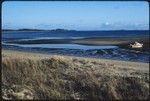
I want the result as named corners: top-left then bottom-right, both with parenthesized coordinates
top-left (2, 51), bottom-right (149, 100)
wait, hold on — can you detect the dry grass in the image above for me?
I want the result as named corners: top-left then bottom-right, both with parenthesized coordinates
top-left (2, 50), bottom-right (149, 100)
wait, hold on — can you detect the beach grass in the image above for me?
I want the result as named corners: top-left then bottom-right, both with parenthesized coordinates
top-left (2, 50), bottom-right (149, 100)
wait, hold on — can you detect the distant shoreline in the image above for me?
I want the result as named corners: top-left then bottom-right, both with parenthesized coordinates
top-left (2, 28), bottom-right (76, 32)
top-left (5, 36), bottom-right (149, 52)
top-left (2, 29), bottom-right (149, 32)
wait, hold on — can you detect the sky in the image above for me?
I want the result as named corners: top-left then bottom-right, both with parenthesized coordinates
top-left (2, 1), bottom-right (149, 30)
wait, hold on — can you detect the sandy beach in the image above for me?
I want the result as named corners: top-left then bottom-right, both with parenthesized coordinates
top-left (6, 37), bottom-right (149, 52)
top-left (2, 49), bottom-right (149, 100)
top-left (7, 37), bottom-right (149, 45)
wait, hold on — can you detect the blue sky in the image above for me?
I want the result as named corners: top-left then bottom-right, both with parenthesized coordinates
top-left (2, 1), bottom-right (149, 30)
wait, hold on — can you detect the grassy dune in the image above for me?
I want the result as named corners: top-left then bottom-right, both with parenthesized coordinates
top-left (2, 50), bottom-right (149, 100)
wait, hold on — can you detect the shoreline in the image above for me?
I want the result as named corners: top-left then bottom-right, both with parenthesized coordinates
top-left (5, 37), bottom-right (149, 51)
top-left (2, 49), bottom-right (149, 70)
top-left (2, 44), bottom-right (149, 63)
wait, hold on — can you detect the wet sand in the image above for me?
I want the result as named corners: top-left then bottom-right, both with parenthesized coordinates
top-left (7, 37), bottom-right (148, 45)
top-left (6, 37), bottom-right (149, 52)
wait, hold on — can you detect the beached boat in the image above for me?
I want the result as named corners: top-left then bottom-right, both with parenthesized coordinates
top-left (129, 42), bottom-right (143, 48)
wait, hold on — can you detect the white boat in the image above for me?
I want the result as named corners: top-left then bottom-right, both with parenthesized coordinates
top-left (129, 42), bottom-right (143, 48)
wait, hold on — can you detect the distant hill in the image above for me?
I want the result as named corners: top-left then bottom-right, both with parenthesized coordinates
top-left (2, 28), bottom-right (76, 32)
top-left (50, 28), bottom-right (76, 32)
top-left (2, 29), bottom-right (46, 31)
top-left (18, 29), bottom-right (45, 31)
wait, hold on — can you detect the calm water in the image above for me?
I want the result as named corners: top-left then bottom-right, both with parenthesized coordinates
top-left (2, 30), bottom-right (149, 41)
top-left (2, 30), bottom-right (149, 63)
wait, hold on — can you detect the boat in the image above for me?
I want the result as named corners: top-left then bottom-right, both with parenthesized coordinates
top-left (129, 42), bottom-right (143, 48)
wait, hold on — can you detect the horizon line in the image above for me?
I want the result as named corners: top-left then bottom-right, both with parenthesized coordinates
top-left (2, 28), bottom-right (149, 31)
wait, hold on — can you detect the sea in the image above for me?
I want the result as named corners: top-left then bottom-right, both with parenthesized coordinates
top-left (2, 30), bottom-right (149, 63)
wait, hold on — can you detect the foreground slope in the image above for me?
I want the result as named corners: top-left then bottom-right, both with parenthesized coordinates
top-left (2, 50), bottom-right (149, 100)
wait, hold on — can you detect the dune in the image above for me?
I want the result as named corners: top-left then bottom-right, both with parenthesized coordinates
top-left (2, 49), bottom-right (149, 100)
